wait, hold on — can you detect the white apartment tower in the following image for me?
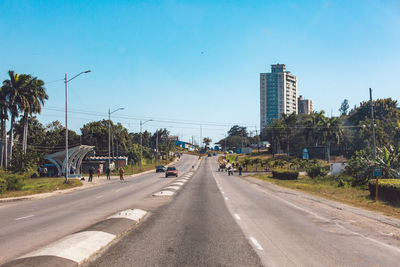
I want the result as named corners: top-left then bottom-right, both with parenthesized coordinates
top-left (260, 64), bottom-right (298, 130)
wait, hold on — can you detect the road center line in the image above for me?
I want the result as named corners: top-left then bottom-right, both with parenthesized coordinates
top-left (250, 237), bottom-right (263, 250)
top-left (234, 213), bottom-right (241, 220)
top-left (15, 214), bottom-right (34, 221)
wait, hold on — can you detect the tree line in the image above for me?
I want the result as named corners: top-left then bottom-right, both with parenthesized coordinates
top-left (0, 71), bottom-right (176, 172)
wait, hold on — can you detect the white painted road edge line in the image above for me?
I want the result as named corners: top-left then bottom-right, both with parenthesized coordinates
top-left (108, 209), bottom-right (147, 222)
top-left (250, 237), bottom-right (264, 250)
top-left (234, 213), bottom-right (241, 220)
top-left (15, 214), bottom-right (34, 221)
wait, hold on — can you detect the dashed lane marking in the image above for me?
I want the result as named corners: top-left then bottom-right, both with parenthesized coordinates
top-left (115, 189), bottom-right (121, 193)
top-left (171, 182), bottom-right (184, 186)
top-left (15, 214), bottom-right (34, 221)
top-left (234, 213), bottom-right (241, 220)
top-left (225, 197), bottom-right (229, 200)
top-left (250, 237), bottom-right (264, 250)
top-left (96, 195), bottom-right (103, 199)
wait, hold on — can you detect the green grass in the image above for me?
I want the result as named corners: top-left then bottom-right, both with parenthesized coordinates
top-left (252, 174), bottom-right (400, 220)
top-left (0, 178), bottom-right (82, 199)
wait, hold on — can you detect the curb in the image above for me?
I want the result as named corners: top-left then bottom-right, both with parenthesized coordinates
top-left (2, 209), bottom-right (148, 267)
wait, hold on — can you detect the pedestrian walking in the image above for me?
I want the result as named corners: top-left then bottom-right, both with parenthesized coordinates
top-left (97, 166), bottom-right (101, 178)
top-left (239, 165), bottom-right (243, 176)
top-left (119, 167), bottom-right (124, 181)
top-left (228, 166), bottom-right (233, 176)
top-left (88, 166), bottom-right (94, 182)
top-left (106, 167), bottom-right (111, 180)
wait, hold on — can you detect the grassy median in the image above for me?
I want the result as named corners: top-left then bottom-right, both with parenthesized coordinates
top-left (252, 174), bottom-right (400, 220)
top-left (0, 178), bottom-right (82, 199)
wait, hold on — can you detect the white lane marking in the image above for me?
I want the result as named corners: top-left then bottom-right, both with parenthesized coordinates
top-left (225, 197), bottom-right (229, 200)
top-left (96, 195), bottom-right (103, 199)
top-left (24, 231), bottom-right (115, 263)
top-left (250, 237), bottom-right (263, 250)
top-left (15, 214), bottom-right (34, 221)
top-left (222, 191), bottom-right (225, 194)
top-left (115, 189), bottom-right (121, 193)
top-left (234, 213), bottom-right (241, 220)
top-left (108, 209), bottom-right (147, 222)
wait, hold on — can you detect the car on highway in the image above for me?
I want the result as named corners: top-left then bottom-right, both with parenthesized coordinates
top-left (165, 166), bottom-right (178, 177)
top-left (156, 165), bottom-right (166, 172)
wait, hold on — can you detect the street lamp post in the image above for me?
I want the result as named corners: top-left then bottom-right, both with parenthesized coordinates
top-left (140, 119), bottom-right (152, 170)
top-left (64, 70), bottom-right (91, 184)
top-left (108, 108), bottom-right (124, 168)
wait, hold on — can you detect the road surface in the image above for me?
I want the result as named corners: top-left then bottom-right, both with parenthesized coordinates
top-left (0, 154), bottom-right (197, 265)
top-left (91, 156), bottom-right (400, 266)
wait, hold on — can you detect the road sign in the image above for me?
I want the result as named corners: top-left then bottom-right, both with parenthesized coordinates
top-left (374, 167), bottom-right (382, 177)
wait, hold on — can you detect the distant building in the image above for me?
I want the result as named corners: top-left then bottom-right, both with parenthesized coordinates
top-left (298, 95), bottom-right (313, 114)
top-left (260, 64), bottom-right (298, 130)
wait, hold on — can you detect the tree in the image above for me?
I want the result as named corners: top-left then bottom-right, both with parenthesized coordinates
top-left (228, 125), bottom-right (248, 137)
top-left (281, 113), bottom-right (297, 156)
top-left (203, 137), bottom-right (212, 150)
top-left (339, 99), bottom-right (349, 116)
top-left (320, 116), bottom-right (343, 162)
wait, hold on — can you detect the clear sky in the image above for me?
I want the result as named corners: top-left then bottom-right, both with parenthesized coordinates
top-left (1, 0), bottom-right (399, 145)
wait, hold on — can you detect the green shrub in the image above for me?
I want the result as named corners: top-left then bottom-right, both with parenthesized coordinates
top-left (0, 178), bottom-right (6, 194)
top-left (331, 174), bottom-right (354, 188)
top-left (307, 164), bottom-right (329, 178)
top-left (272, 169), bottom-right (299, 180)
top-left (6, 174), bottom-right (25, 191)
top-left (368, 179), bottom-right (400, 203)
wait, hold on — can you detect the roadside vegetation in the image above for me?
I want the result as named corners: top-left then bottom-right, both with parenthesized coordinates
top-left (0, 70), bottom-right (185, 198)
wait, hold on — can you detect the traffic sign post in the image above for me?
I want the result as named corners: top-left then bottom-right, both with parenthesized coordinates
top-left (374, 167), bottom-right (382, 201)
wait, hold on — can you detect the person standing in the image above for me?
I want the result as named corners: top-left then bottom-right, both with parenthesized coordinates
top-left (119, 167), bottom-right (124, 181)
top-left (239, 165), bottom-right (243, 176)
top-left (106, 167), bottom-right (111, 180)
top-left (97, 166), bottom-right (101, 178)
top-left (88, 166), bottom-right (94, 182)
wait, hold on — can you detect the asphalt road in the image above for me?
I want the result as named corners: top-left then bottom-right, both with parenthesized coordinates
top-left (210, 159), bottom-right (400, 266)
top-left (0, 154), bottom-right (197, 265)
top-left (91, 156), bottom-right (400, 266)
top-left (89, 156), bottom-right (263, 266)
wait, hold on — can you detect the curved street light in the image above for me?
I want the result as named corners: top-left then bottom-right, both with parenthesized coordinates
top-left (64, 70), bottom-right (91, 183)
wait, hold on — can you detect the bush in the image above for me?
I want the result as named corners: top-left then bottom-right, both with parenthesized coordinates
top-left (272, 169), bottom-right (299, 180)
top-left (5, 174), bottom-right (25, 191)
top-left (331, 174), bottom-right (355, 188)
top-left (368, 179), bottom-right (400, 203)
top-left (307, 164), bottom-right (329, 178)
top-left (0, 178), bottom-right (6, 194)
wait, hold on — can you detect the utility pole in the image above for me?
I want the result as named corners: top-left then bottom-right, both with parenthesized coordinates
top-left (370, 88), bottom-right (378, 201)
top-left (140, 119), bottom-right (152, 170)
top-left (255, 126), bottom-right (260, 153)
top-left (156, 129), bottom-right (159, 166)
top-left (200, 125), bottom-right (202, 150)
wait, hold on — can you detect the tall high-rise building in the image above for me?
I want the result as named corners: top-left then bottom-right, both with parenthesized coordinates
top-left (260, 64), bottom-right (298, 130)
top-left (298, 95), bottom-right (313, 114)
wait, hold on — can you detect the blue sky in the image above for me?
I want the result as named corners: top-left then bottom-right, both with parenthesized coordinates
top-left (1, 0), bottom-right (399, 144)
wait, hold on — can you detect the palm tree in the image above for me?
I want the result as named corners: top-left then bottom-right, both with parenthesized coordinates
top-left (321, 116), bottom-right (343, 162)
top-left (305, 111), bottom-right (325, 147)
top-left (203, 137), bottom-right (212, 150)
top-left (281, 113), bottom-right (297, 156)
top-left (19, 75), bottom-right (48, 153)
top-left (0, 85), bottom-right (8, 168)
top-left (2, 71), bottom-right (30, 163)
